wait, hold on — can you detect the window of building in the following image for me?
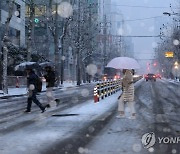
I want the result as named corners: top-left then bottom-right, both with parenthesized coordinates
top-left (25, 5), bottom-right (30, 17)
top-left (1, 1), bottom-right (9, 12)
top-left (8, 27), bottom-right (20, 46)
top-left (26, 5), bottom-right (46, 17)
top-left (35, 5), bottom-right (46, 17)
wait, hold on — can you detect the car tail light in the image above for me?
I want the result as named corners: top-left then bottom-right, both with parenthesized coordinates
top-left (114, 75), bottom-right (120, 80)
top-left (153, 75), bottom-right (156, 78)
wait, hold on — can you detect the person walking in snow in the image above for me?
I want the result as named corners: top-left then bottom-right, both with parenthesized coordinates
top-left (44, 66), bottom-right (56, 108)
top-left (25, 68), bottom-right (46, 113)
top-left (117, 69), bottom-right (136, 119)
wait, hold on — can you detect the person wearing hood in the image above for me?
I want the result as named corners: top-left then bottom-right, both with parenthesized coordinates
top-left (117, 69), bottom-right (136, 119)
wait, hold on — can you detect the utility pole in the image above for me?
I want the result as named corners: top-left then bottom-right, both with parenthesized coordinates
top-left (60, 26), bottom-right (64, 85)
top-left (54, 3), bottom-right (60, 86)
top-left (103, 15), bottom-right (107, 69)
top-left (77, 0), bottom-right (81, 86)
top-left (87, 3), bottom-right (93, 82)
top-left (60, 19), bottom-right (66, 85)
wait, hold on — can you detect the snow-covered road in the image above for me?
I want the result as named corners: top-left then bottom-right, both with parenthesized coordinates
top-left (0, 79), bottom-right (179, 154)
top-left (85, 79), bottom-right (180, 154)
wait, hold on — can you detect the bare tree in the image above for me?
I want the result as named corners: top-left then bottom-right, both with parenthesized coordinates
top-left (26, 0), bottom-right (35, 61)
top-left (66, 1), bottom-right (99, 85)
top-left (47, 1), bottom-right (71, 86)
top-left (1, 0), bottom-right (15, 94)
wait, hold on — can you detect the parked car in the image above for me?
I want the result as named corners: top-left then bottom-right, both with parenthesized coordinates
top-left (144, 73), bottom-right (156, 81)
top-left (156, 74), bottom-right (162, 79)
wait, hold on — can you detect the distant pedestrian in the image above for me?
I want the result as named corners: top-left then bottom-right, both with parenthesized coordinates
top-left (117, 69), bottom-right (136, 119)
top-left (24, 68), bottom-right (46, 113)
top-left (44, 66), bottom-right (56, 108)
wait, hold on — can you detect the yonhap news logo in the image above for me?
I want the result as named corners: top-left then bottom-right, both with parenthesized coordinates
top-left (142, 132), bottom-right (180, 149)
top-left (142, 132), bottom-right (156, 149)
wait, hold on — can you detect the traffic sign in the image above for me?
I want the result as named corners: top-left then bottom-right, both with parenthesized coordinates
top-left (165, 51), bottom-right (174, 57)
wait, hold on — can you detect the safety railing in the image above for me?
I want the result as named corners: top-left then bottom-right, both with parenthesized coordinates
top-left (94, 80), bottom-right (122, 103)
top-left (94, 75), bottom-right (142, 103)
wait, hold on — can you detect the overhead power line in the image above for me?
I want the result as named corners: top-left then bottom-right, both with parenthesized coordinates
top-left (109, 15), bottom-right (169, 23)
top-left (118, 35), bottom-right (161, 37)
top-left (123, 15), bottom-right (164, 22)
top-left (106, 4), bottom-right (179, 9)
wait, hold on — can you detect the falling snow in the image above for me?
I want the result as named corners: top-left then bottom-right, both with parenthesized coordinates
top-left (58, 2), bottom-right (73, 18)
top-left (81, 89), bottom-right (89, 97)
top-left (148, 147), bottom-right (154, 153)
top-left (29, 84), bottom-right (35, 90)
top-left (86, 64), bottom-right (97, 76)
top-left (132, 143), bottom-right (142, 152)
top-left (172, 149), bottom-right (177, 154)
top-left (0, 0), bottom-right (180, 153)
top-left (173, 39), bottom-right (180, 46)
top-left (14, 11), bottom-right (19, 17)
top-left (152, 42), bottom-right (158, 48)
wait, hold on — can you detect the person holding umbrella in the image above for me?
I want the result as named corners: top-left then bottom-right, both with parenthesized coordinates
top-left (24, 68), bottom-right (46, 113)
top-left (117, 69), bottom-right (136, 119)
top-left (44, 66), bottom-right (56, 108)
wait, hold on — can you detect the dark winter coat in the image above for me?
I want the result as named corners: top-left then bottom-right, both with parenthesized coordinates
top-left (44, 70), bottom-right (55, 88)
top-left (27, 71), bottom-right (39, 92)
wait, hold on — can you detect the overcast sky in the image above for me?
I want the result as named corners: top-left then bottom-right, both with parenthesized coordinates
top-left (111, 0), bottom-right (177, 73)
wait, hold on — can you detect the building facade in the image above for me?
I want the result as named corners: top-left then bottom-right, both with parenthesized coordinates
top-left (0, 0), bottom-right (25, 48)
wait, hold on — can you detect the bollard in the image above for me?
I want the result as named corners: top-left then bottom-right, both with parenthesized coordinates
top-left (110, 81), bottom-right (113, 95)
top-left (108, 81), bottom-right (111, 96)
top-left (101, 82), bottom-right (104, 99)
top-left (94, 79), bottom-right (121, 103)
top-left (104, 82), bottom-right (107, 97)
top-left (16, 76), bottom-right (19, 88)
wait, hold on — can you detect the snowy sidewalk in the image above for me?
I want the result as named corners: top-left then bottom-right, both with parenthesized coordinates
top-left (0, 81), bottom-right (89, 98)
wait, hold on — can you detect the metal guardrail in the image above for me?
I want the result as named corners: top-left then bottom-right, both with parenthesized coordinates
top-left (94, 76), bottom-right (142, 103)
top-left (94, 80), bottom-right (122, 103)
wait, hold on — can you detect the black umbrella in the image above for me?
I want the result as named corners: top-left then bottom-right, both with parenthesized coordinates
top-left (15, 62), bottom-right (41, 71)
top-left (39, 62), bottom-right (54, 68)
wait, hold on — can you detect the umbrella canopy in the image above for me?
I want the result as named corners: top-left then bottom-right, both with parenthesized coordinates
top-left (39, 62), bottom-right (54, 68)
top-left (106, 57), bottom-right (140, 69)
top-left (15, 62), bottom-right (41, 71)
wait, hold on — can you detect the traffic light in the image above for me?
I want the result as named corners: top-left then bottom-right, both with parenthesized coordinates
top-left (34, 18), bottom-right (39, 23)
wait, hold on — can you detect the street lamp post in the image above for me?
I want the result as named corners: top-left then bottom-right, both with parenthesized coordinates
top-left (174, 61), bottom-right (178, 80)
